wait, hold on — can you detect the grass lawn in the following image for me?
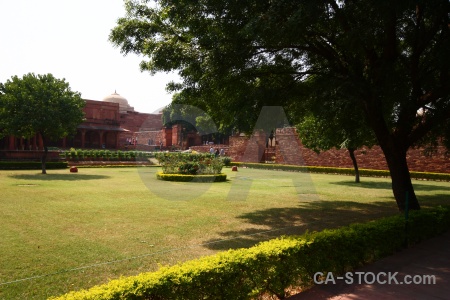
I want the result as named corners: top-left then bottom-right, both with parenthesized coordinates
top-left (0, 166), bottom-right (448, 299)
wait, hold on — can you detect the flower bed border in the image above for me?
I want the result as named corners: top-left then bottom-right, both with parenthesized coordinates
top-left (156, 172), bottom-right (227, 182)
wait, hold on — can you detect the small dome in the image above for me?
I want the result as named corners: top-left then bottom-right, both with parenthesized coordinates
top-left (102, 91), bottom-right (134, 113)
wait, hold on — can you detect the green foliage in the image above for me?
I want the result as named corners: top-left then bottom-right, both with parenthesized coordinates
top-left (156, 152), bottom-right (223, 175)
top-left (0, 161), bottom-right (68, 170)
top-left (221, 156), bottom-right (232, 166)
top-left (0, 73), bottom-right (85, 173)
top-left (109, 0), bottom-right (450, 210)
top-left (0, 73), bottom-right (85, 142)
top-left (51, 207), bottom-right (450, 300)
top-left (296, 113), bottom-right (375, 154)
top-left (230, 162), bottom-right (450, 181)
top-left (156, 172), bottom-right (227, 182)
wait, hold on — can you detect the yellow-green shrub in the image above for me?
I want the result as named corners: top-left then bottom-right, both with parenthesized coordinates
top-left (51, 207), bottom-right (450, 300)
top-left (156, 172), bottom-right (227, 182)
top-left (230, 163), bottom-right (450, 181)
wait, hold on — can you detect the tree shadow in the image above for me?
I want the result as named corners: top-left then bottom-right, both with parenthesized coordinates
top-left (9, 174), bottom-right (111, 181)
top-left (204, 200), bottom-right (401, 251)
top-left (331, 180), bottom-right (450, 192)
top-left (416, 193), bottom-right (450, 207)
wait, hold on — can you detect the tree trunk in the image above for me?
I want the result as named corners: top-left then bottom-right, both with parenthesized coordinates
top-left (380, 144), bottom-right (420, 211)
top-left (348, 147), bottom-right (360, 183)
top-left (41, 133), bottom-right (47, 174)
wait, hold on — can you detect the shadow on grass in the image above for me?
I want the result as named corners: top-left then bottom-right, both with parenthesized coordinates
top-left (204, 200), bottom-right (402, 251)
top-left (205, 190), bottom-right (450, 251)
top-left (8, 174), bottom-right (111, 181)
top-left (416, 193), bottom-right (450, 207)
top-left (331, 180), bottom-right (450, 192)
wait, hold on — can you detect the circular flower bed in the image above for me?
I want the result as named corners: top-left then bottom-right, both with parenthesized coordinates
top-left (156, 172), bottom-right (227, 182)
top-left (155, 152), bottom-right (227, 182)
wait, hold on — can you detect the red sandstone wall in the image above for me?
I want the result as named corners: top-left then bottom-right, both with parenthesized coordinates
top-left (120, 112), bottom-right (163, 133)
top-left (227, 127), bottom-right (449, 174)
top-left (228, 132), bottom-right (267, 162)
top-left (83, 100), bottom-right (120, 124)
top-left (135, 131), bottom-right (163, 146)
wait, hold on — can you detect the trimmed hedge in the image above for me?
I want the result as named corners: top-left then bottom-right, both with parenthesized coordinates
top-left (230, 162), bottom-right (450, 181)
top-left (156, 172), bottom-right (227, 182)
top-left (51, 207), bottom-right (450, 300)
top-left (0, 161), bottom-right (68, 170)
top-left (155, 152), bottom-right (223, 175)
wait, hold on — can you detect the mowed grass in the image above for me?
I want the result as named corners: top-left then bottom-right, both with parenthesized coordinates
top-left (0, 167), bottom-right (448, 299)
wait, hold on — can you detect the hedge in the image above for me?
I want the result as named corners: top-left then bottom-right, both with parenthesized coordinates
top-left (156, 172), bottom-right (227, 182)
top-left (51, 206), bottom-right (450, 300)
top-left (155, 152), bottom-right (224, 175)
top-left (230, 162), bottom-right (450, 181)
top-left (0, 161), bottom-right (68, 170)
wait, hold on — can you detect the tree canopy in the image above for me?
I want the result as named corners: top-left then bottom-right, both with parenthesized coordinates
top-left (110, 0), bottom-right (450, 210)
top-left (0, 73), bottom-right (85, 173)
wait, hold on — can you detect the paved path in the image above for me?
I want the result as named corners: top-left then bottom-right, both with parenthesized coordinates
top-left (288, 231), bottom-right (450, 300)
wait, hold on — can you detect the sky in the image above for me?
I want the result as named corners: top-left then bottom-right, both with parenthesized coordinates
top-left (0, 0), bottom-right (180, 114)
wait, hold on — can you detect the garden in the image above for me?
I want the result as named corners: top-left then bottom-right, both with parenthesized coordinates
top-left (61, 148), bottom-right (154, 162)
top-left (0, 163), bottom-right (449, 299)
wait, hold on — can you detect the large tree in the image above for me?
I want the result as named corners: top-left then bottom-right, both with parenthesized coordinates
top-left (110, 0), bottom-right (450, 210)
top-left (0, 73), bottom-right (85, 174)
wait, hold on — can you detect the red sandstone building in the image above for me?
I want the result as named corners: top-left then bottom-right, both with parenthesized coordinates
top-left (0, 92), bottom-right (448, 173)
top-left (0, 92), bottom-right (171, 153)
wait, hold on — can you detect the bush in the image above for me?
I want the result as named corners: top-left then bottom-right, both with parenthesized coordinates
top-left (222, 156), bottom-right (232, 166)
top-left (156, 172), bottom-right (227, 182)
top-left (155, 152), bottom-right (223, 175)
top-left (51, 207), bottom-right (450, 300)
top-left (230, 163), bottom-right (450, 181)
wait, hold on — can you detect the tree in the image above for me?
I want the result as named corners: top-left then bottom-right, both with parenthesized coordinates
top-left (295, 77), bottom-right (377, 183)
top-left (0, 73), bottom-right (85, 174)
top-left (110, 0), bottom-right (450, 210)
top-left (297, 114), bottom-right (376, 183)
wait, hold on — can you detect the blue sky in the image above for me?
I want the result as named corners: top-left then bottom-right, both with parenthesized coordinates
top-left (0, 0), bottom-right (179, 113)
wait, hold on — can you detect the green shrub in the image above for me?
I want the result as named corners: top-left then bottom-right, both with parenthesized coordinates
top-left (155, 152), bottom-right (223, 175)
top-left (51, 207), bottom-right (450, 300)
top-left (82, 150), bottom-right (91, 159)
top-left (222, 156), bottom-right (232, 166)
top-left (230, 163), bottom-right (450, 181)
top-left (156, 172), bottom-right (227, 182)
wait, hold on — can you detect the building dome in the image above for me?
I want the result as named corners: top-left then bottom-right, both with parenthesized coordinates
top-left (102, 91), bottom-right (134, 113)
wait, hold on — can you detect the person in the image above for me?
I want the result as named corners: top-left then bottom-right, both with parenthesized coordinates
top-left (215, 148), bottom-right (219, 157)
top-left (210, 146), bottom-right (214, 154)
top-left (220, 148), bottom-right (225, 156)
